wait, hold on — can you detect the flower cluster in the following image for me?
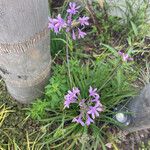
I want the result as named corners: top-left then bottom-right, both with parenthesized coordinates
top-left (48, 2), bottom-right (89, 40)
top-left (64, 86), bottom-right (103, 126)
top-left (64, 87), bottom-right (80, 108)
top-left (118, 51), bottom-right (133, 61)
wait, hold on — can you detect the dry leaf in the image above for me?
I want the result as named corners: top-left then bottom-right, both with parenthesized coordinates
top-left (97, 0), bottom-right (104, 8)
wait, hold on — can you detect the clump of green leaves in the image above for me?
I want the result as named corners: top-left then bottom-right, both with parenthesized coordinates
top-left (123, 0), bottom-right (149, 40)
top-left (27, 53), bottom-right (139, 149)
top-left (27, 99), bottom-right (48, 120)
top-left (88, 1), bottom-right (123, 44)
top-left (89, 0), bottom-right (149, 44)
top-left (50, 31), bottom-right (66, 56)
top-left (45, 64), bottom-right (69, 109)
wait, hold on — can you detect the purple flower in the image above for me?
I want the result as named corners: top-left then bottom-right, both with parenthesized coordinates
top-left (122, 53), bottom-right (133, 61)
top-left (72, 114), bottom-right (85, 126)
top-left (106, 143), bottom-right (112, 149)
top-left (88, 105), bottom-right (103, 119)
top-left (79, 99), bottom-right (85, 107)
top-left (89, 86), bottom-right (97, 96)
top-left (48, 14), bottom-right (66, 34)
top-left (48, 4), bottom-right (89, 39)
top-left (79, 16), bottom-right (89, 26)
top-left (72, 87), bottom-right (80, 94)
top-left (86, 114), bottom-right (94, 126)
top-left (67, 14), bottom-right (72, 26)
top-left (89, 86), bottom-right (100, 99)
top-left (95, 100), bottom-right (103, 108)
top-left (79, 99), bottom-right (88, 111)
top-left (72, 30), bottom-right (76, 40)
top-left (78, 28), bottom-right (87, 39)
top-left (48, 17), bottom-right (55, 29)
top-left (118, 51), bottom-right (133, 61)
top-left (64, 86), bottom-right (103, 126)
top-left (67, 2), bottom-right (80, 15)
top-left (64, 87), bottom-right (80, 108)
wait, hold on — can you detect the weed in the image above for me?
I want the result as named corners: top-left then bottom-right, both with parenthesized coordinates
top-left (28, 52), bottom-right (138, 149)
top-left (88, 0), bottom-right (150, 44)
top-left (27, 99), bottom-right (49, 120)
top-left (0, 1), bottom-right (149, 149)
top-left (139, 61), bottom-right (150, 85)
top-left (0, 104), bottom-right (14, 127)
top-left (45, 64), bottom-right (69, 109)
top-left (0, 131), bottom-right (44, 150)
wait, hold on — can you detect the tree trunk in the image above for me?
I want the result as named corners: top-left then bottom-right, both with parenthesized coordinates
top-left (0, 0), bottom-right (51, 103)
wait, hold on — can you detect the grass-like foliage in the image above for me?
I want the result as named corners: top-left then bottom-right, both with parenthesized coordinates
top-left (1, 0), bottom-right (148, 149)
top-left (89, 0), bottom-right (149, 43)
top-left (0, 131), bottom-right (45, 150)
top-left (120, 0), bottom-right (149, 40)
top-left (27, 52), bottom-right (138, 149)
top-left (0, 104), bottom-right (14, 127)
top-left (139, 61), bottom-right (150, 85)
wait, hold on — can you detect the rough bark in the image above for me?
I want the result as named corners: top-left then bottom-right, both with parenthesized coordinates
top-left (0, 0), bottom-right (51, 103)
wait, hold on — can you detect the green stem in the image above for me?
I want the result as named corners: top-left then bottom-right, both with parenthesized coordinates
top-left (66, 34), bottom-right (73, 87)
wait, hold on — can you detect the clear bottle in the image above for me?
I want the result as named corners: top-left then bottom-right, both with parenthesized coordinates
top-left (114, 107), bottom-right (132, 126)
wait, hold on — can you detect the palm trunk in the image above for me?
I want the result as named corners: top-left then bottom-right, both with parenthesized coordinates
top-left (0, 0), bottom-right (51, 103)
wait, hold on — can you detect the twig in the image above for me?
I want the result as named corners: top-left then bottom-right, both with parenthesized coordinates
top-left (85, 1), bottom-right (102, 34)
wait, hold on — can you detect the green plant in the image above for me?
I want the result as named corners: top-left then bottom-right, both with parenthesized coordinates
top-left (28, 52), bottom-right (138, 149)
top-left (45, 64), bottom-right (69, 109)
top-left (139, 61), bottom-right (150, 85)
top-left (87, 1), bottom-right (123, 44)
top-left (0, 131), bottom-right (44, 150)
top-left (28, 1), bottom-right (145, 149)
top-left (88, 0), bottom-right (149, 44)
top-left (51, 31), bottom-right (66, 56)
top-left (124, 0), bottom-right (149, 40)
top-left (0, 1), bottom-right (148, 149)
top-left (112, 0), bottom-right (149, 41)
top-left (27, 99), bottom-right (48, 120)
top-left (0, 104), bottom-right (14, 127)
top-left (50, 1), bottom-right (70, 57)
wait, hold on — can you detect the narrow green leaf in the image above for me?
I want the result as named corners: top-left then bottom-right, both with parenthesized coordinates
top-left (130, 21), bottom-right (138, 36)
top-left (102, 44), bottom-right (118, 56)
